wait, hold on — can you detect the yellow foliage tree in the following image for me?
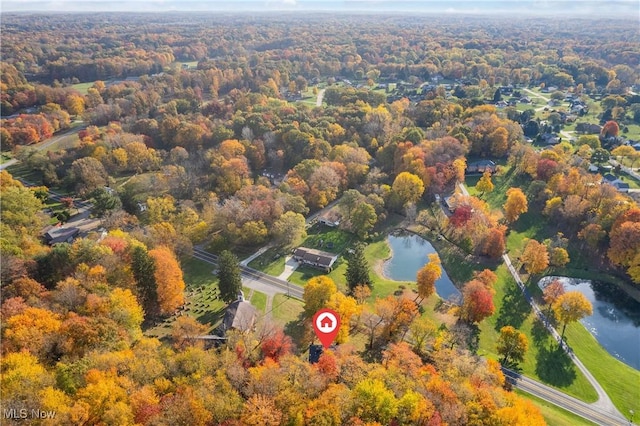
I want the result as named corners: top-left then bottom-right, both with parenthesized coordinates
top-left (520, 239), bottom-right (549, 274)
top-left (475, 170), bottom-right (494, 197)
top-left (553, 291), bottom-right (593, 341)
top-left (503, 187), bottom-right (528, 223)
top-left (416, 253), bottom-right (442, 301)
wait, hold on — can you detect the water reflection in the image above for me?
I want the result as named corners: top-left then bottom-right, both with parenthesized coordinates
top-left (383, 232), bottom-right (461, 301)
top-left (539, 276), bottom-right (640, 370)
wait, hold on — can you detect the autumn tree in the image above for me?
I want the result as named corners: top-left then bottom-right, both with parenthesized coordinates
top-left (217, 250), bottom-right (242, 303)
top-left (391, 172), bottom-right (425, 209)
top-left (475, 170), bottom-right (494, 198)
top-left (550, 247), bottom-right (570, 268)
top-left (171, 316), bottom-right (208, 350)
top-left (350, 379), bottom-right (398, 424)
top-left (608, 219), bottom-right (640, 284)
top-left (520, 239), bottom-right (549, 275)
top-left (496, 326), bottom-right (528, 366)
top-left (543, 279), bottom-right (565, 319)
top-left (601, 120), bottom-right (620, 138)
top-left (303, 276), bottom-right (337, 318)
top-left (70, 157), bottom-right (109, 197)
top-left (345, 243), bottom-right (371, 292)
top-left (459, 280), bottom-right (495, 323)
top-left (271, 211), bottom-right (306, 246)
top-left (481, 227), bottom-right (506, 259)
top-left (503, 187), bottom-right (528, 223)
top-left (149, 246), bottom-right (185, 315)
top-left (416, 253), bottom-right (441, 301)
top-left (553, 291), bottom-right (593, 341)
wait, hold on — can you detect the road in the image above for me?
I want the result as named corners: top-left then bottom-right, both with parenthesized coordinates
top-left (0, 122), bottom-right (86, 170)
top-left (316, 88), bottom-right (326, 106)
top-left (192, 247), bottom-right (304, 300)
top-left (502, 368), bottom-right (629, 426)
top-left (522, 88), bottom-right (551, 112)
top-left (609, 158), bottom-right (640, 181)
top-left (457, 183), bottom-right (626, 422)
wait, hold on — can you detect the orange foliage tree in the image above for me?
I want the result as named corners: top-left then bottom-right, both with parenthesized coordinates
top-left (148, 246), bottom-right (185, 315)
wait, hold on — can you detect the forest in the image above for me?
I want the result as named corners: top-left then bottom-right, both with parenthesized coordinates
top-left (1, 12), bottom-right (639, 426)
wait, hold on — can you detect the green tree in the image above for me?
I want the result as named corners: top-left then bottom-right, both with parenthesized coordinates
top-left (590, 148), bottom-right (610, 165)
top-left (345, 242), bottom-right (371, 292)
top-left (496, 326), bottom-right (529, 366)
top-left (271, 211), bottom-right (306, 246)
top-left (351, 203), bottom-right (377, 238)
top-left (90, 187), bottom-right (122, 218)
top-left (217, 250), bottom-right (242, 303)
top-left (131, 245), bottom-right (158, 318)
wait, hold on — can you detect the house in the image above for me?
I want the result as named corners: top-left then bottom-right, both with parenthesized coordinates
top-left (443, 196), bottom-right (456, 212)
top-left (466, 160), bottom-right (497, 174)
top-left (519, 96), bottom-right (532, 104)
top-left (576, 123), bottom-right (602, 134)
top-left (587, 164), bottom-right (599, 173)
top-left (317, 210), bottom-right (342, 227)
top-left (293, 247), bottom-right (338, 272)
top-left (221, 299), bottom-right (257, 334)
top-left (309, 344), bottom-right (324, 363)
top-left (632, 142), bottom-right (640, 151)
top-left (44, 226), bottom-right (80, 245)
top-left (602, 174), bottom-right (631, 192)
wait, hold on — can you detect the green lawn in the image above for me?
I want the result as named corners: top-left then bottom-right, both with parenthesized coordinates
top-left (248, 247), bottom-right (286, 276)
top-left (1, 152), bottom-right (13, 163)
top-left (70, 81), bottom-right (95, 95)
top-left (563, 322), bottom-right (640, 416)
top-left (272, 294), bottom-right (305, 324)
top-left (515, 390), bottom-right (597, 426)
top-left (302, 224), bottom-right (354, 254)
top-left (249, 290), bottom-right (267, 313)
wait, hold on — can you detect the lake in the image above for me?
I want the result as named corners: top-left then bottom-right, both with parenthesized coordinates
top-left (383, 232), bottom-right (461, 300)
top-left (539, 276), bottom-right (640, 371)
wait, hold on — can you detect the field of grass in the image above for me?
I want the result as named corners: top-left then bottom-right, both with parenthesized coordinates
top-left (70, 81), bottom-right (95, 94)
top-left (248, 290), bottom-right (267, 312)
top-left (272, 294), bottom-right (305, 325)
top-left (302, 224), bottom-right (354, 254)
top-left (563, 322), bottom-right (640, 416)
top-left (248, 247), bottom-right (286, 276)
top-left (514, 390), bottom-right (597, 426)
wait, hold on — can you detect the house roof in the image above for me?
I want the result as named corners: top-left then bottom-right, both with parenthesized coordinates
top-left (222, 300), bottom-right (257, 332)
top-left (44, 226), bottom-right (80, 244)
top-left (602, 173), bottom-right (617, 182)
top-left (293, 247), bottom-right (338, 268)
top-left (467, 160), bottom-right (496, 168)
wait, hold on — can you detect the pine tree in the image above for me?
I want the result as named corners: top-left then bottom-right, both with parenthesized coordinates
top-left (217, 250), bottom-right (242, 303)
top-left (345, 243), bottom-right (371, 292)
top-left (131, 245), bottom-right (158, 318)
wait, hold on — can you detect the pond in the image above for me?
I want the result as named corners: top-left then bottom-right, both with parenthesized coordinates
top-left (539, 276), bottom-right (640, 371)
top-left (383, 232), bottom-right (461, 300)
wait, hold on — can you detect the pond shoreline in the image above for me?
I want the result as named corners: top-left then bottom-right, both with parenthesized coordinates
top-left (381, 229), bottom-right (461, 300)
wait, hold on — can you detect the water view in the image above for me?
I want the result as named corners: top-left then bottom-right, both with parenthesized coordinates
top-left (383, 232), bottom-right (461, 300)
top-left (539, 276), bottom-right (640, 370)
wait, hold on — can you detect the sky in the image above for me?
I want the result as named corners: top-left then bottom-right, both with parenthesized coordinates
top-left (1, 0), bottom-right (638, 16)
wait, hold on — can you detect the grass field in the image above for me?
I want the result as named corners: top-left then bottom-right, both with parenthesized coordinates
top-left (248, 290), bottom-right (267, 312)
top-left (71, 81), bottom-right (95, 94)
top-left (515, 390), bottom-right (597, 426)
top-left (563, 322), bottom-right (640, 416)
top-left (248, 246), bottom-right (286, 276)
top-left (272, 294), bottom-right (305, 325)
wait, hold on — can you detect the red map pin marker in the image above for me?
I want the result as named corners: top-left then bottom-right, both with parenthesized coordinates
top-left (312, 308), bottom-right (341, 349)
